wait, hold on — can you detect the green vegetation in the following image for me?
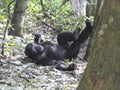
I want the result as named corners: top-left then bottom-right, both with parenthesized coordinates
top-left (0, 0), bottom-right (86, 32)
top-left (27, 0), bottom-right (85, 31)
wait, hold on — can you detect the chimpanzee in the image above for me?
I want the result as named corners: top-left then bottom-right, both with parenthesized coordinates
top-left (25, 34), bottom-right (76, 71)
top-left (24, 19), bottom-right (93, 70)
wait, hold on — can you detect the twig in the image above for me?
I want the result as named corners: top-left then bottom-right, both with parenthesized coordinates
top-left (1, 20), bottom-right (9, 57)
top-left (40, 0), bottom-right (45, 13)
top-left (1, 0), bottom-right (15, 58)
top-left (8, 0), bottom-right (15, 19)
top-left (41, 21), bottom-right (56, 30)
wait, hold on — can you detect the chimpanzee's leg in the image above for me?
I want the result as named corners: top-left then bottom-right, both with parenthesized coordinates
top-left (57, 32), bottom-right (74, 50)
top-left (53, 60), bottom-right (77, 71)
top-left (57, 28), bottom-right (81, 50)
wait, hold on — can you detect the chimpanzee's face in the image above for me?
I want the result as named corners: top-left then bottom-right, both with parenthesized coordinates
top-left (35, 33), bottom-right (44, 44)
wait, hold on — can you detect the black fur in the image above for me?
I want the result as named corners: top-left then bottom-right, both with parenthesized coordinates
top-left (24, 34), bottom-right (76, 71)
top-left (24, 19), bottom-right (93, 71)
top-left (25, 34), bottom-right (44, 59)
top-left (66, 19), bottom-right (93, 60)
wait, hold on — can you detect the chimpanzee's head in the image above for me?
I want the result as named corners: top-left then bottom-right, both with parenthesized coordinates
top-left (34, 33), bottom-right (44, 44)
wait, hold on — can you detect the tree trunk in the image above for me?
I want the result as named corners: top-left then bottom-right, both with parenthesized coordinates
top-left (77, 0), bottom-right (120, 90)
top-left (70, 0), bottom-right (87, 16)
top-left (9, 0), bottom-right (28, 37)
top-left (86, 0), bottom-right (97, 17)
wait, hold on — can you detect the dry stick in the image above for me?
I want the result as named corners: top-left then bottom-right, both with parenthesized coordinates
top-left (41, 21), bottom-right (56, 30)
top-left (1, 0), bottom-right (15, 58)
top-left (1, 20), bottom-right (9, 57)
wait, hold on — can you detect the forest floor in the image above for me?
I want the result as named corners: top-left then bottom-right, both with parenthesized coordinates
top-left (0, 21), bottom-right (88, 90)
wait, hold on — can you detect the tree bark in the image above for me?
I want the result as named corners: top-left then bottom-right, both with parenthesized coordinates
top-left (77, 0), bottom-right (120, 90)
top-left (70, 0), bottom-right (87, 16)
top-left (9, 0), bottom-right (28, 37)
top-left (86, 0), bottom-right (97, 17)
